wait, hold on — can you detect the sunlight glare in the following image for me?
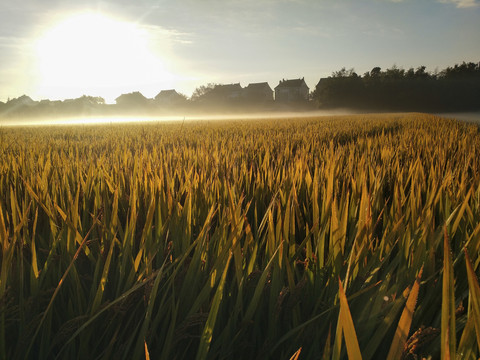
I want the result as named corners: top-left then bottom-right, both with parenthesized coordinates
top-left (35, 12), bottom-right (174, 102)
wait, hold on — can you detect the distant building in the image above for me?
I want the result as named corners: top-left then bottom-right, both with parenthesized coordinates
top-left (7, 95), bottom-right (37, 107)
top-left (242, 82), bottom-right (274, 102)
top-left (274, 78), bottom-right (309, 102)
top-left (115, 91), bottom-right (149, 107)
top-left (154, 89), bottom-right (186, 106)
top-left (207, 83), bottom-right (243, 101)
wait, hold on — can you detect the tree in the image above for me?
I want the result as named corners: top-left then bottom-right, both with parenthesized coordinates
top-left (332, 67), bottom-right (357, 78)
top-left (190, 83), bottom-right (217, 101)
top-left (384, 65), bottom-right (405, 80)
top-left (314, 61), bottom-right (480, 112)
top-left (370, 67), bottom-right (382, 78)
top-left (414, 66), bottom-right (430, 79)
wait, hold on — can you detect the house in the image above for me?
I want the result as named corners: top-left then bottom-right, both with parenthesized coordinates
top-left (6, 95), bottom-right (37, 108)
top-left (242, 82), bottom-right (274, 102)
top-left (154, 89), bottom-right (186, 106)
top-left (274, 78), bottom-right (309, 102)
top-left (1, 95), bottom-right (37, 116)
top-left (115, 91), bottom-right (149, 107)
top-left (206, 83), bottom-right (243, 101)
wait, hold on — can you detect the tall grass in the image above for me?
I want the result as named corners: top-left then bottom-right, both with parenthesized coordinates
top-left (1, 113), bottom-right (480, 359)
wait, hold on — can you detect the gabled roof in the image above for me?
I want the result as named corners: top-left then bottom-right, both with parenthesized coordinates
top-left (157, 89), bottom-right (178, 95)
top-left (115, 91), bottom-right (148, 104)
top-left (206, 83), bottom-right (243, 99)
top-left (7, 95), bottom-right (36, 106)
top-left (212, 83), bottom-right (242, 92)
top-left (245, 82), bottom-right (272, 91)
top-left (275, 78), bottom-right (308, 90)
top-left (155, 89), bottom-right (182, 100)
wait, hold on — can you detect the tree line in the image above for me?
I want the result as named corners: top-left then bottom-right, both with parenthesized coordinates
top-left (313, 61), bottom-right (480, 112)
top-left (1, 61), bottom-right (479, 119)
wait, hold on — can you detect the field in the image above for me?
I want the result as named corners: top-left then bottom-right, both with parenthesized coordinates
top-left (1, 113), bottom-right (480, 359)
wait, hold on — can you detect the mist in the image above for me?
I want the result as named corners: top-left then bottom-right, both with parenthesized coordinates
top-left (436, 112), bottom-right (480, 124)
top-left (0, 108), bottom-right (370, 127)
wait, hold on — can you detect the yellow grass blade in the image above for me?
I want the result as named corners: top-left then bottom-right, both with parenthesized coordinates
top-left (451, 187), bottom-right (472, 236)
top-left (457, 313), bottom-right (476, 359)
top-left (31, 208), bottom-right (39, 279)
top-left (134, 197), bottom-right (156, 272)
top-left (337, 277), bottom-right (362, 360)
top-left (289, 347), bottom-right (302, 360)
top-left (0, 202), bottom-right (10, 360)
top-left (322, 325), bottom-right (332, 360)
top-left (387, 267), bottom-right (422, 360)
top-left (464, 248), bottom-right (480, 352)
top-left (144, 340), bottom-right (150, 360)
top-left (441, 228), bottom-right (456, 360)
top-left (0, 202), bottom-right (8, 252)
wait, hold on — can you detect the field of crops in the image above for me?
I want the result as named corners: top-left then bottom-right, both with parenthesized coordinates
top-left (2, 113), bottom-right (480, 359)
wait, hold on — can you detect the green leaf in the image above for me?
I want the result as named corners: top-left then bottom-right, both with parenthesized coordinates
top-left (196, 251), bottom-right (233, 360)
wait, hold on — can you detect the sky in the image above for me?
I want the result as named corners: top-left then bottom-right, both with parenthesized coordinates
top-left (0, 0), bottom-right (479, 103)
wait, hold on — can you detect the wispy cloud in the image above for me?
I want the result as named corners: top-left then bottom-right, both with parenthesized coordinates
top-left (439, 0), bottom-right (479, 8)
top-left (142, 25), bottom-right (193, 45)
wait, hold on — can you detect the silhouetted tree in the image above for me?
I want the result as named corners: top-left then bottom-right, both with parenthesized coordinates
top-left (314, 61), bottom-right (480, 111)
top-left (190, 83), bottom-right (217, 101)
top-left (371, 67), bottom-right (381, 78)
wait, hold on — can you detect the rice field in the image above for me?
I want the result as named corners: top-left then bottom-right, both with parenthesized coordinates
top-left (1, 113), bottom-right (480, 359)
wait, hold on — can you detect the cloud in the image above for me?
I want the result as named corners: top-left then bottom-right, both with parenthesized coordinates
top-left (141, 24), bottom-right (193, 45)
top-left (439, 0), bottom-right (479, 8)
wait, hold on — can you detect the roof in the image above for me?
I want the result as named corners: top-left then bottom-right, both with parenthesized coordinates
top-left (115, 91), bottom-right (148, 104)
top-left (245, 82), bottom-right (272, 90)
top-left (212, 83), bottom-right (242, 92)
top-left (6, 95), bottom-right (37, 107)
top-left (157, 89), bottom-right (178, 95)
top-left (206, 83), bottom-right (243, 98)
top-left (155, 89), bottom-right (183, 100)
top-left (274, 78), bottom-right (308, 90)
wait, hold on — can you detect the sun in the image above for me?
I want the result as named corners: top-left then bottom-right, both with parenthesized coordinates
top-left (35, 12), bottom-right (174, 102)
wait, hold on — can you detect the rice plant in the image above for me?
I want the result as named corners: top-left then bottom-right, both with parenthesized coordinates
top-left (1, 113), bottom-right (480, 359)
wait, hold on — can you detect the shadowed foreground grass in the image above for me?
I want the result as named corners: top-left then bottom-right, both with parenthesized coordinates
top-left (1, 113), bottom-right (480, 359)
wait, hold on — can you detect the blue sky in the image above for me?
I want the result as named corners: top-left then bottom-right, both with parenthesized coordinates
top-left (0, 0), bottom-right (479, 102)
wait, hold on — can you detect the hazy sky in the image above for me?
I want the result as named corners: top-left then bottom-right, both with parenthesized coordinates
top-left (0, 0), bottom-right (479, 103)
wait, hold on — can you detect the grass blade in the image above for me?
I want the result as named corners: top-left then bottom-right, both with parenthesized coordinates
top-left (196, 251), bottom-right (233, 360)
top-left (337, 277), bottom-right (362, 360)
top-left (386, 267), bottom-right (422, 360)
top-left (144, 341), bottom-right (150, 360)
top-left (441, 228), bottom-right (456, 360)
top-left (289, 347), bottom-right (302, 360)
top-left (464, 248), bottom-right (480, 353)
top-left (25, 210), bottom-right (101, 358)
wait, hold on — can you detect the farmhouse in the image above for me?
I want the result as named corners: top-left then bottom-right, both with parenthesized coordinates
top-left (154, 89), bottom-right (186, 105)
top-left (242, 82), bottom-right (274, 102)
top-left (274, 78), bottom-right (309, 102)
top-left (115, 91), bottom-right (149, 107)
top-left (208, 83), bottom-right (243, 100)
